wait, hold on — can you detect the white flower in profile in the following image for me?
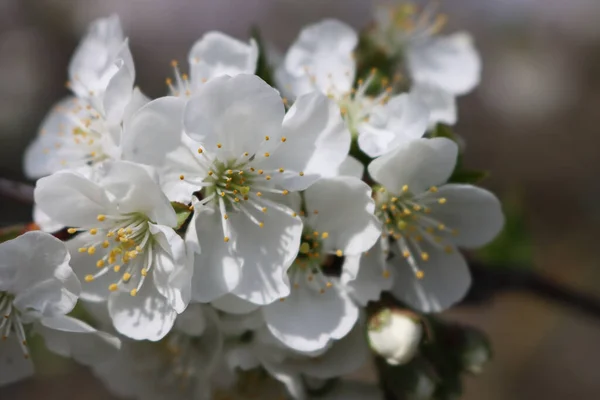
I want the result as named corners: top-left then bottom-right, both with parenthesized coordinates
top-left (166, 31), bottom-right (258, 98)
top-left (172, 74), bottom-right (350, 306)
top-left (368, 137), bottom-right (504, 312)
top-left (372, 2), bottom-right (481, 96)
top-left (275, 19), bottom-right (430, 158)
top-left (0, 231), bottom-right (120, 387)
top-left (93, 304), bottom-right (222, 400)
top-left (367, 309), bottom-right (422, 366)
top-left (262, 176), bottom-right (381, 352)
top-left (34, 161), bottom-right (192, 341)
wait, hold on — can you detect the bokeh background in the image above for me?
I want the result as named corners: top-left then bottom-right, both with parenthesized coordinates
top-left (2, 0), bottom-right (600, 399)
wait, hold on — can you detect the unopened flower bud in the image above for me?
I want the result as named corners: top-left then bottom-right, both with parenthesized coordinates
top-left (368, 309), bottom-right (422, 365)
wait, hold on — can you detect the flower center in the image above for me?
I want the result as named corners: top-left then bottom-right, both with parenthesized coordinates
top-left (286, 228), bottom-right (335, 295)
top-left (385, 2), bottom-right (448, 44)
top-left (375, 185), bottom-right (457, 279)
top-left (69, 213), bottom-right (153, 296)
top-left (165, 59), bottom-right (194, 98)
top-left (181, 144), bottom-right (298, 243)
top-left (0, 292), bottom-right (29, 358)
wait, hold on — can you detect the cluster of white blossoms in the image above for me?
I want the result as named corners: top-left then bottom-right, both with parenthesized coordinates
top-left (3, 3), bottom-right (504, 399)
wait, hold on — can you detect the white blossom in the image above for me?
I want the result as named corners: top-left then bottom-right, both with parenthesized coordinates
top-left (367, 309), bottom-right (422, 365)
top-left (0, 231), bottom-right (120, 386)
top-left (34, 161), bottom-right (192, 340)
top-left (276, 19), bottom-right (430, 158)
top-left (167, 32), bottom-right (258, 98)
top-left (368, 138), bottom-right (504, 312)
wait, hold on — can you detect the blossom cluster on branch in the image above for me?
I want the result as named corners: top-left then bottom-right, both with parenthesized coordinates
top-left (1, 3), bottom-right (504, 399)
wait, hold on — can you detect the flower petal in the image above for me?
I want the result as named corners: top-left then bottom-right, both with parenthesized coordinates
top-left (407, 32), bottom-right (481, 96)
top-left (184, 74), bottom-right (284, 160)
top-left (94, 161), bottom-right (177, 227)
top-left (264, 284), bottom-right (359, 353)
top-left (426, 184), bottom-right (504, 248)
top-left (108, 278), bottom-right (177, 341)
top-left (189, 31), bottom-right (258, 87)
top-left (3, 232), bottom-right (80, 318)
top-left (33, 206), bottom-right (64, 233)
top-left (257, 91), bottom-right (350, 191)
top-left (367, 137), bottom-right (457, 194)
top-left (65, 233), bottom-right (112, 302)
top-left (102, 57), bottom-right (134, 125)
top-left (37, 315), bottom-right (121, 365)
top-left (343, 241), bottom-right (393, 306)
top-left (304, 176), bottom-right (380, 255)
top-left (390, 243), bottom-right (471, 312)
top-left (411, 82), bottom-right (457, 127)
top-left (229, 202), bottom-right (302, 305)
top-left (336, 155), bottom-right (364, 179)
top-left (212, 294), bottom-right (260, 315)
top-left (149, 223), bottom-right (192, 313)
top-left (275, 19), bottom-right (357, 99)
top-left (34, 169), bottom-right (113, 228)
top-left (0, 336), bottom-right (34, 386)
top-left (187, 201), bottom-right (242, 302)
top-left (121, 96), bottom-right (186, 167)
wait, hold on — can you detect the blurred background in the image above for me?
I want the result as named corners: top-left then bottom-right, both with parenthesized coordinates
top-left (2, 0), bottom-right (600, 399)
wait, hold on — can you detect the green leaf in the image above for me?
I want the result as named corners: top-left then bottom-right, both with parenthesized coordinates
top-left (171, 202), bottom-right (192, 230)
top-left (250, 26), bottom-right (275, 86)
top-left (0, 224), bottom-right (30, 243)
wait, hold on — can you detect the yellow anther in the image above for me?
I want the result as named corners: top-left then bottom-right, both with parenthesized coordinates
top-left (87, 247), bottom-right (96, 255)
top-left (438, 224), bottom-right (446, 230)
top-left (266, 175), bottom-right (271, 180)
top-left (438, 198), bottom-right (447, 204)
top-left (208, 171), bottom-right (214, 176)
top-left (68, 228), bottom-right (77, 234)
top-left (113, 265), bottom-right (121, 272)
top-left (299, 242), bottom-right (311, 254)
top-left (416, 270), bottom-right (425, 279)
top-left (217, 143), bottom-right (222, 149)
top-left (123, 273), bottom-right (132, 282)
top-left (413, 205), bottom-right (422, 211)
top-left (78, 247), bottom-right (87, 253)
top-left (262, 207), bottom-right (267, 213)
top-left (265, 136), bottom-right (270, 141)
top-left (141, 268), bottom-right (148, 276)
top-left (299, 171), bottom-right (304, 176)
top-left (278, 168), bottom-right (284, 173)
top-left (106, 231), bottom-right (115, 238)
top-left (224, 236), bottom-right (230, 243)
top-left (421, 252), bottom-right (429, 261)
top-left (101, 240), bottom-right (109, 249)
top-left (326, 282), bottom-right (333, 288)
top-left (402, 251), bottom-right (410, 258)
top-left (90, 228), bottom-right (98, 235)
top-left (321, 232), bottom-right (329, 239)
top-left (383, 270), bottom-right (390, 279)
top-left (96, 260), bottom-right (105, 268)
top-left (391, 197), bottom-right (398, 202)
top-left (402, 185), bottom-right (409, 192)
top-left (108, 283), bottom-right (118, 292)
top-left (292, 212), bottom-right (298, 217)
top-left (282, 190), bottom-right (289, 195)
top-left (84, 275), bottom-right (94, 282)
top-left (224, 214), bottom-right (229, 220)
top-left (429, 186), bottom-right (438, 193)
top-left (258, 169), bottom-right (264, 175)
top-left (130, 289), bottom-right (138, 297)
top-left (171, 60), bottom-right (178, 67)
top-left (259, 222), bottom-right (265, 228)
top-left (97, 214), bottom-right (106, 222)
top-left (264, 152), bottom-right (270, 157)
top-left (397, 220), bottom-right (407, 230)
top-left (281, 137), bottom-right (287, 142)
top-left (336, 249), bottom-right (343, 257)
top-left (197, 148), bottom-right (203, 154)
top-left (165, 77), bottom-right (172, 85)
top-left (256, 192), bottom-right (262, 197)
top-left (179, 175), bottom-right (184, 180)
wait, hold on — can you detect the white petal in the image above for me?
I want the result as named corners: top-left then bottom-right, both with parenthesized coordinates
top-left (33, 206), bottom-right (64, 233)
top-left (426, 184), bottom-right (504, 248)
top-left (94, 161), bottom-right (177, 227)
top-left (358, 92), bottom-right (429, 158)
top-left (276, 19), bottom-right (357, 98)
top-left (149, 223), bottom-right (192, 313)
top-left (289, 319), bottom-right (369, 378)
top-left (390, 243), bottom-right (471, 312)
top-left (335, 155), bottom-right (364, 179)
top-left (257, 91), bottom-right (350, 191)
top-left (367, 137), bottom-right (457, 194)
top-left (343, 242), bottom-right (393, 306)
top-left (305, 176), bottom-right (380, 255)
top-left (34, 169), bottom-right (113, 228)
top-left (158, 137), bottom-right (203, 203)
top-left (184, 74), bottom-right (284, 160)
top-left (122, 87), bottom-right (151, 128)
top-left (108, 279), bottom-right (177, 341)
top-left (229, 202), bottom-right (302, 305)
top-left (211, 294), bottom-right (259, 315)
top-left (264, 284), bottom-right (359, 352)
top-left (187, 202), bottom-right (241, 302)
top-left (121, 96), bottom-right (186, 167)
top-left (65, 233), bottom-right (112, 302)
top-left (189, 31), bottom-right (258, 86)
top-left (37, 315), bottom-right (121, 365)
top-left (102, 58), bottom-right (134, 124)
top-left (411, 82), bottom-right (457, 126)
top-left (2, 232), bottom-right (80, 318)
top-left (0, 336), bottom-right (34, 386)
top-left (407, 32), bottom-right (481, 96)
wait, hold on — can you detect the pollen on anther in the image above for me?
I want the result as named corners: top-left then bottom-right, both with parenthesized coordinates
top-left (278, 168), bottom-right (284, 173)
top-left (130, 289), bottom-right (138, 297)
top-left (264, 152), bottom-right (270, 157)
top-left (197, 148), bottom-right (203, 154)
top-left (113, 265), bottom-right (121, 272)
top-left (256, 192), bottom-right (262, 197)
top-left (224, 214), bottom-right (229, 220)
top-left (321, 232), bottom-right (329, 239)
top-left (88, 247), bottom-right (96, 255)
top-left (141, 268), bottom-right (148, 276)
top-left (421, 252), bottom-right (429, 261)
top-left (335, 249), bottom-right (343, 257)
top-left (261, 207), bottom-right (267, 213)
top-left (90, 228), bottom-right (98, 235)
top-left (109, 283), bottom-right (118, 292)
top-left (179, 175), bottom-right (185, 180)
top-left (283, 190), bottom-right (289, 195)
top-left (224, 236), bottom-right (230, 243)
top-left (217, 143), bottom-right (222, 149)
top-left (123, 273), bottom-right (132, 282)
top-left (259, 222), bottom-right (265, 228)
top-left (84, 275), bottom-right (94, 282)
top-left (68, 228), bottom-right (77, 234)
top-left (415, 270), bottom-right (425, 279)
top-left (96, 260), bottom-right (105, 268)
top-left (265, 136), bottom-right (270, 141)
top-left (438, 198), bottom-right (447, 204)
top-left (402, 185), bottom-right (409, 192)
top-left (281, 137), bottom-right (287, 142)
